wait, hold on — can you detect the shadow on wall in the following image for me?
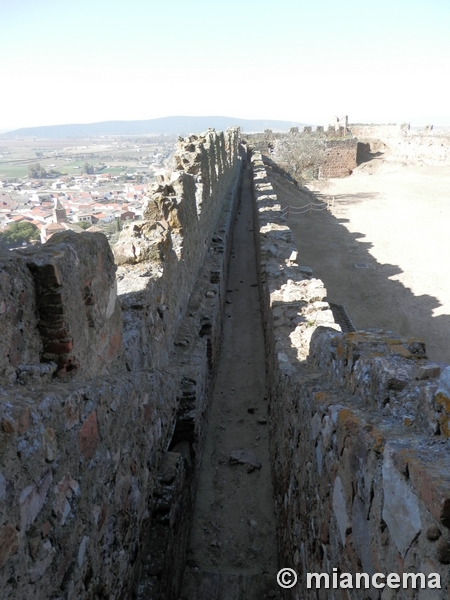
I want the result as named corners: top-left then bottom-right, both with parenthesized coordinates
top-left (266, 166), bottom-right (450, 365)
top-left (251, 153), bottom-right (450, 599)
top-left (356, 141), bottom-right (385, 165)
top-left (0, 129), bottom-right (243, 600)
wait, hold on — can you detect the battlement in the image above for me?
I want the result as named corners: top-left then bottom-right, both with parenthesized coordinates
top-left (0, 129), bottom-right (243, 599)
top-left (1, 129), bottom-right (449, 599)
top-left (0, 231), bottom-right (122, 382)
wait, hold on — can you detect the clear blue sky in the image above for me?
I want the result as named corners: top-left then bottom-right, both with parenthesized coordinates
top-left (1, 0), bottom-right (449, 130)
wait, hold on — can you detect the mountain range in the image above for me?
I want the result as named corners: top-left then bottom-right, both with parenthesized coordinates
top-left (0, 116), bottom-right (308, 139)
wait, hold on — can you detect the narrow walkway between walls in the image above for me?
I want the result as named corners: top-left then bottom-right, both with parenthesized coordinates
top-left (179, 164), bottom-right (280, 600)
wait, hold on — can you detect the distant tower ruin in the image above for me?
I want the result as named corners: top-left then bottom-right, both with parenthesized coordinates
top-left (53, 197), bottom-right (67, 223)
top-left (332, 115), bottom-right (348, 135)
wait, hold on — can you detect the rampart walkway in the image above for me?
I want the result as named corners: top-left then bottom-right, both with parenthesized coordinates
top-left (180, 163), bottom-right (279, 599)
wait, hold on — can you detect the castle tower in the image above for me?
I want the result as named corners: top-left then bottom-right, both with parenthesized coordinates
top-left (53, 197), bottom-right (67, 223)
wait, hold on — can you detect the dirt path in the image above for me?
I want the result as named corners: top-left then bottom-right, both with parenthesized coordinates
top-left (266, 156), bottom-right (450, 364)
top-left (180, 165), bottom-right (279, 599)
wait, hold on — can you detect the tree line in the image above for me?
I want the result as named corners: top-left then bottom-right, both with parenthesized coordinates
top-left (27, 162), bottom-right (96, 179)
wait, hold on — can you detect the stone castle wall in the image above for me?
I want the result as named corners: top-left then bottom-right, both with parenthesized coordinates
top-left (320, 138), bottom-right (358, 178)
top-left (251, 151), bottom-right (450, 599)
top-left (274, 129), bottom-right (358, 179)
top-left (0, 232), bottom-right (123, 382)
top-left (115, 128), bottom-right (240, 372)
top-left (0, 129), bottom-right (243, 599)
top-left (2, 128), bottom-right (449, 600)
top-left (350, 124), bottom-right (450, 165)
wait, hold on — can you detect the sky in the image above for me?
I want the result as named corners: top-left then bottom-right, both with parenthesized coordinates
top-left (1, 0), bottom-right (450, 131)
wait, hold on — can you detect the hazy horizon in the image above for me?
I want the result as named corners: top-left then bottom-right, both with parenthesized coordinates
top-left (2, 0), bottom-right (450, 131)
top-left (0, 115), bottom-right (310, 139)
top-left (2, 116), bottom-right (450, 138)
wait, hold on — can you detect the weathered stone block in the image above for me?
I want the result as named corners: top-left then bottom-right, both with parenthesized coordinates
top-left (20, 471), bottom-right (53, 535)
top-left (352, 496), bottom-right (376, 577)
top-left (78, 410), bottom-right (99, 460)
top-left (333, 475), bottom-right (351, 545)
top-left (0, 524), bottom-right (20, 569)
top-left (0, 254), bottom-right (42, 381)
top-left (382, 444), bottom-right (422, 557)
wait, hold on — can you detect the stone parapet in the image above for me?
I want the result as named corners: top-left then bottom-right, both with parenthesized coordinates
top-left (0, 231), bottom-right (122, 382)
top-left (309, 328), bottom-right (450, 437)
top-left (0, 370), bottom-right (176, 597)
top-left (350, 124), bottom-right (450, 165)
top-left (0, 129), bottom-right (243, 599)
top-left (114, 128), bottom-right (241, 372)
top-left (251, 151), bottom-right (450, 599)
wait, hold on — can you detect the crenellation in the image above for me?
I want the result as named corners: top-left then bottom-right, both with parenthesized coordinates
top-left (115, 128), bottom-right (241, 373)
top-left (0, 231), bottom-right (123, 382)
top-left (1, 126), bottom-right (449, 598)
top-left (0, 128), bottom-right (243, 599)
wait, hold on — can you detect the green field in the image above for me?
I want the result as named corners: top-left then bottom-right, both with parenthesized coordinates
top-left (101, 166), bottom-right (127, 175)
top-left (0, 137), bottom-right (174, 181)
top-left (0, 163), bottom-right (150, 179)
top-left (0, 164), bottom-right (29, 178)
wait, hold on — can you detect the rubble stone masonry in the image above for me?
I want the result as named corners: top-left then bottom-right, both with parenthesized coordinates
top-left (321, 138), bottom-right (358, 178)
top-left (350, 124), bottom-right (450, 165)
top-left (1, 130), bottom-right (449, 600)
top-left (0, 128), bottom-right (242, 599)
top-left (251, 151), bottom-right (450, 599)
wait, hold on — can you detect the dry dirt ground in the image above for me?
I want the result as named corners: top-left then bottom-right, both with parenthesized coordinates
top-left (180, 165), bottom-right (280, 599)
top-left (267, 151), bottom-right (450, 365)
